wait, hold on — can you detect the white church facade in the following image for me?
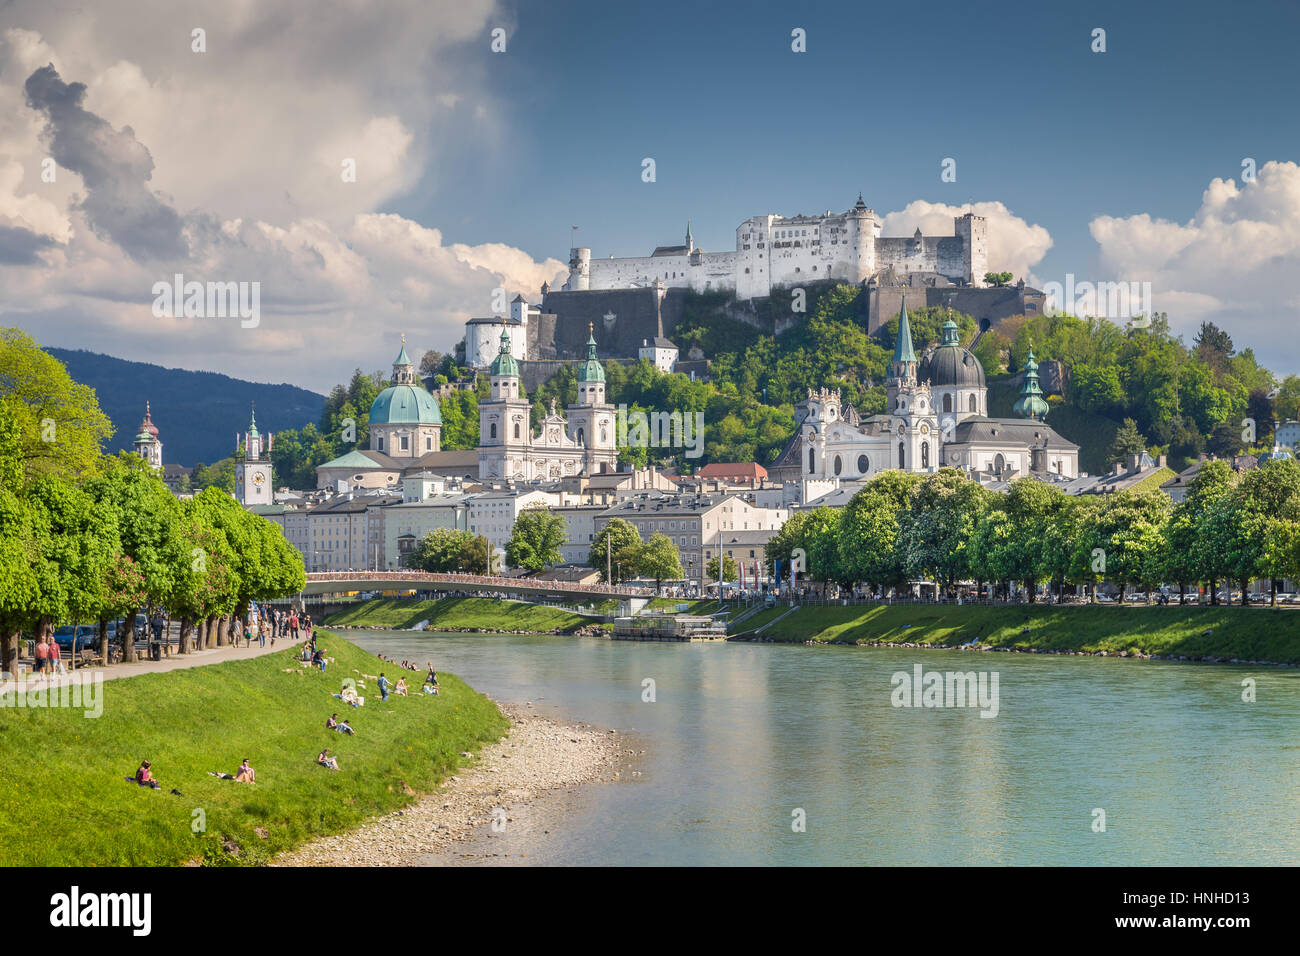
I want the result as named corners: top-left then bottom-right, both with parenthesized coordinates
top-left (796, 294), bottom-right (1079, 500)
top-left (563, 197), bottom-right (989, 300)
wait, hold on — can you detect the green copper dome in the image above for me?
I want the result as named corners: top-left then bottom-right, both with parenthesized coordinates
top-left (490, 329), bottom-right (520, 378)
top-left (369, 384), bottom-right (442, 425)
top-left (1012, 347), bottom-right (1050, 420)
top-left (577, 328), bottom-right (605, 383)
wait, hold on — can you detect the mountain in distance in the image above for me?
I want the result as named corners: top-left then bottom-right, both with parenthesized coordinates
top-left (48, 348), bottom-right (326, 468)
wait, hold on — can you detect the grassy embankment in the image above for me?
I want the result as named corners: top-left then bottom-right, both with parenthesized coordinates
top-left (734, 603), bottom-right (1300, 663)
top-left (0, 631), bottom-right (508, 866)
top-left (323, 596), bottom-right (605, 633)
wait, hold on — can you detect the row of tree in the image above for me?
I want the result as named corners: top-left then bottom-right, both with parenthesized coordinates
top-left (764, 462), bottom-right (1300, 606)
top-left (0, 333), bottom-right (306, 670)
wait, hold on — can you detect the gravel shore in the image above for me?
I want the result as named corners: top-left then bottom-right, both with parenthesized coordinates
top-left (274, 702), bottom-right (632, 867)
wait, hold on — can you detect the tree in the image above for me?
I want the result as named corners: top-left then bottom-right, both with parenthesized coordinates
top-left (902, 469), bottom-right (990, 598)
top-left (836, 472), bottom-right (921, 594)
top-left (984, 272), bottom-right (1014, 288)
top-left (0, 327), bottom-right (114, 481)
top-left (1086, 490), bottom-right (1170, 602)
top-left (83, 454), bottom-right (185, 661)
top-left (406, 528), bottom-right (478, 573)
top-left (634, 533), bottom-right (683, 593)
top-left (591, 519), bottom-right (643, 583)
top-left (1109, 418), bottom-right (1147, 462)
top-left (419, 350), bottom-right (445, 380)
top-left (506, 507), bottom-right (568, 572)
top-left (705, 554), bottom-right (738, 583)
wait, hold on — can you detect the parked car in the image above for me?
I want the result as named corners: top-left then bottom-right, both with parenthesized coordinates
top-left (52, 625), bottom-right (97, 653)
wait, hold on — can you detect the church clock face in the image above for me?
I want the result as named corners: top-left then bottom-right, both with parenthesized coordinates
top-left (253, 471), bottom-right (266, 487)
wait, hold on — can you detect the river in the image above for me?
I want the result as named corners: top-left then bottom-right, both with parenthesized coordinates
top-left (348, 631), bottom-right (1300, 865)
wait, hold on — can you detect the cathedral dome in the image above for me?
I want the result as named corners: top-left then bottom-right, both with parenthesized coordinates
top-left (920, 346), bottom-right (986, 389)
top-left (919, 315), bottom-right (985, 389)
top-left (369, 384), bottom-right (442, 425)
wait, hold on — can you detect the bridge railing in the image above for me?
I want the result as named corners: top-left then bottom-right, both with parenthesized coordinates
top-left (302, 570), bottom-right (654, 599)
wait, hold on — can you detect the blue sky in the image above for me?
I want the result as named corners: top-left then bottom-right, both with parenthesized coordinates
top-left (399, 0), bottom-right (1300, 286)
top-left (2, 0), bottom-right (1298, 388)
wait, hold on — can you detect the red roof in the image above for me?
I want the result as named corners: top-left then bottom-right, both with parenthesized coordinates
top-left (695, 462), bottom-right (768, 482)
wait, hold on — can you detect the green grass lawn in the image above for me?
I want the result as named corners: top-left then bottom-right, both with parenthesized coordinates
top-left (322, 596), bottom-right (602, 633)
top-left (749, 604), bottom-right (1300, 663)
top-left (0, 631), bottom-right (508, 866)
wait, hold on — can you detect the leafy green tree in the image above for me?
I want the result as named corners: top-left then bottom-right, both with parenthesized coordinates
top-left (1087, 490), bottom-right (1170, 603)
top-left (506, 507), bottom-right (568, 572)
top-left (984, 272), bottom-right (1014, 287)
top-left (837, 472), bottom-right (921, 594)
top-left (84, 454), bottom-right (185, 661)
top-left (591, 518), bottom-right (642, 583)
top-left (0, 327), bottom-right (114, 480)
top-left (406, 528), bottom-right (478, 573)
top-left (902, 469), bottom-right (990, 598)
top-left (633, 532), bottom-right (683, 593)
top-left (705, 554), bottom-right (739, 583)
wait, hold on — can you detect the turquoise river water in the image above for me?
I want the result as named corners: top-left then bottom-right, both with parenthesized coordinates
top-left (349, 631), bottom-right (1299, 866)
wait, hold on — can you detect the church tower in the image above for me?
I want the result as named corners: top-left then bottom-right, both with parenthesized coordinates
top-left (567, 325), bottom-right (618, 475)
top-left (886, 291), bottom-right (938, 472)
top-left (478, 329), bottom-right (533, 479)
top-left (132, 402), bottom-right (163, 470)
top-left (235, 406), bottom-right (274, 507)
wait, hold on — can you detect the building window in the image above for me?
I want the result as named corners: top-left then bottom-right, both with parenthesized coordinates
top-left (514, 423), bottom-right (521, 439)
top-left (833, 455), bottom-right (842, 476)
top-left (921, 442), bottom-right (930, 468)
top-left (857, 454), bottom-right (869, 474)
top-left (401, 436), bottom-right (409, 451)
top-left (943, 393), bottom-right (952, 413)
top-left (899, 441), bottom-right (905, 469)
top-left (808, 447), bottom-right (815, 472)
top-left (377, 436), bottom-right (384, 451)
top-left (969, 394), bottom-right (977, 413)
top-left (490, 423), bottom-right (497, 440)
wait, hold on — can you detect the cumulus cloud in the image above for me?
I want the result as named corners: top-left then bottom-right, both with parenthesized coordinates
top-left (879, 199), bottom-right (1054, 284)
top-left (0, 2), bottom-right (569, 390)
top-left (1089, 160), bottom-right (1300, 368)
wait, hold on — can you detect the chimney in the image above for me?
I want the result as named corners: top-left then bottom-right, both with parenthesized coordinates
top-left (1127, 453), bottom-right (1140, 475)
top-left (1157, 454), bottom-right (1167, 469)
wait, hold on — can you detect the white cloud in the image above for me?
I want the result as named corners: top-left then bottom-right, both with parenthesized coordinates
top-left (0, 2), bottom-right (568, 389)
top-left (1089, 160), bottom-right (1300, 369)
top-left (879, 199), bottom-right (1054, 284)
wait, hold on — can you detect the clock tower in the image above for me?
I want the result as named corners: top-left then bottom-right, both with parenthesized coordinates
top-left (235, 405), bottom-right (274, 507)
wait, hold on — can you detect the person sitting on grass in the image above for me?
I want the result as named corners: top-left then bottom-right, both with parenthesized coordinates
top-left (394, 677), bottom-right (408, 697)
top-left (326, 713), bottom-right (339, 731)
top-left (317, 749), bottom-right (339, 771)
top-left (133, 760), bottom-right (161, 789)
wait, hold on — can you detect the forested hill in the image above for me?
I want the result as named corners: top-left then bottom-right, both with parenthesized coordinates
top-left (46, 348), bottom-right (325, 467)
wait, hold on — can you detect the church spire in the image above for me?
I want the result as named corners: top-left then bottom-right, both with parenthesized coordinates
top-left (1013, 343), bottom-right (1050, 420)
top-left (893, 290), bottom-right (917, 365)
top-left (686, 220), bottom-right (693, 252)
top-left (577, 323), bottom-right (605, 383)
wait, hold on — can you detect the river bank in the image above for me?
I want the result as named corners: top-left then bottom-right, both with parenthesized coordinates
top-left (322, 596), bottom-right (609, 635)
top-left (0, 631), bottom-right (507, 866)
top-left (274, 702), bottom-right (634, 866)
top-left (734, 603), bottom-right (1300, 666)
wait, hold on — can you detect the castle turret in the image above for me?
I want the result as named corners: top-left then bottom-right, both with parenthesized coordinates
top-left (566, 247), bottom-right (591, 291)
top-left (955, 211), bottom-right (988, 286)
top-left (848, 193), bottom-right (877, 283)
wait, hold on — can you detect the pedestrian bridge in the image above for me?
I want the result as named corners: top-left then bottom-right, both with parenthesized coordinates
top-left (294, 571), bottom-right (652, 615)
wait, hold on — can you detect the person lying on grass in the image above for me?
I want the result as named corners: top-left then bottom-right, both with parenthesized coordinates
top-left (326, 713), bottom-right (356, 735)
top-left (209, 759), bottom-right (256, 783)
top-left (317, 749), bottom-right (339, 771)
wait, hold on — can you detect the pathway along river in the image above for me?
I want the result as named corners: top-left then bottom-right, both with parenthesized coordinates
top-left (350, 631), bottom-right (1299, 865)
